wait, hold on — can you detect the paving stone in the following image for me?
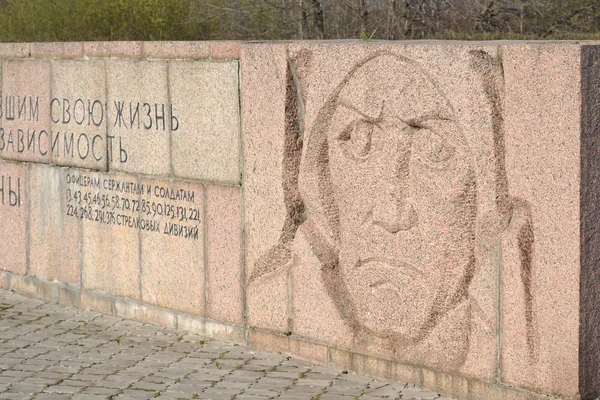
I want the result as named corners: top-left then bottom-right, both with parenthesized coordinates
top-left (129, 381), bottom-right (167, 392)
top-left (33, 395), bottom-right (72, 400)
top-left (71, 395), bottom-right (109, 400)
top-left (0, 376), bottom-right (21, 384)
top-left (80, 386), bottom-right (121, 396)
top-left (0, 393), bottom-right (33, 400)
top-left (243, 388), bottom-right (280, 397)
top-left (6, 384), bottom-right (48, 395)
top-left (45, 385), bottom-right (84, 394)
top-left (0, 290), bottom-right (454, 400)
top-left (119, 389), bottom-right (156, 398)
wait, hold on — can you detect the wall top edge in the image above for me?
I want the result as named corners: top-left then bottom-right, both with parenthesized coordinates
top-left (0, 39), bottom-right (596, 46)
top-left (0, 40), bottom-right (594, 60)
top-left (0, 40), bottom-right (593, 61)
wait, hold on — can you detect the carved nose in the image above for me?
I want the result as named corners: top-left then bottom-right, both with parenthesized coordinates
top-left (372, 192), bottom-right (418, 233)
top-left (371, 134), bottom-right (417, 233)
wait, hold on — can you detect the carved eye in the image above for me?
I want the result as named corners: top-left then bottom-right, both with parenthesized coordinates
top-left (337, 119), bottom-right (376, 161)
top-left (413, 129), bottom-right (456, 169)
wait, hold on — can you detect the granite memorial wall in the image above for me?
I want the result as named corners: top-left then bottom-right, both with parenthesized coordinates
top-left (0, 41), bottom-right (598, 400)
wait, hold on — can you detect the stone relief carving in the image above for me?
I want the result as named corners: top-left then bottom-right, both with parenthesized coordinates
top-left (249, 50), bottom-right (536, 371)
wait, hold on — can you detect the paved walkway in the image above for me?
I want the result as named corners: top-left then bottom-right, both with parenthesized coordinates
top-left (0, 290), bottom-right (454, 400)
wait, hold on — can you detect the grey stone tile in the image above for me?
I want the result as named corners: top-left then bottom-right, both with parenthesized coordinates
top-left (0, 289), bottom-right (454, 400)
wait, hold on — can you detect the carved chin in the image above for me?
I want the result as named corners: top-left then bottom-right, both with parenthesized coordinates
top-left (334, 254), bottom-right (476, 345)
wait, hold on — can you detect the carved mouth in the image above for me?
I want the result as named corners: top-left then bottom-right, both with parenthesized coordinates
top-left (353, 257), bottom-right (422, 290)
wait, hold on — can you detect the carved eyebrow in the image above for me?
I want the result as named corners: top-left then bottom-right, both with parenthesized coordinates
top-left (404, 115), bottom-right (453, 129)
top-left (337, 100), bottom-right (384, 124)
top-left (338, 99), bottom-right (452, 129)
top-left (335, 99), bottom-right (466, 149)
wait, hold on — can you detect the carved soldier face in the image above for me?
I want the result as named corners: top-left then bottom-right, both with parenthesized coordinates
top-left (325, 55), bottom-right (477, 343)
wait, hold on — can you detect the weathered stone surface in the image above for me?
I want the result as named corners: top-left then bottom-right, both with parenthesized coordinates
top-left (106, 60), bottom-right (170, 176)
top-left (143, 41), bottom-right (209, 59)
top-left (246, 263), bottom-right (289, 333)
top-left (501, 44), bottom-right (581, 399)
top-left (206, 184), bottom-right (243, 324)
top-left (248, 330), bottom-right (328, 365)
top-left (241, 43), bottom-right (289, 289)
top-left (170, 61), bottom-right (241, 183)
top-left (140, 178), bottom-right (205, 316)
top-left (8, 275), bottom-right (57, 303)
top-left (0, 161), bottom-right (27, 275)
top-left (51, 60), bottom-right (107, 170)
top-left (210, 42), bottom-right (241, 59)
top-left (113, 298), bottom-right (177, 329)
top-left (80, 290), bottom-right (113, 315)
top-left (1, 60), bottom-right (52, 163)
top-left (84, 41), bottom-right (142, 58)
top-left (290, 228), bottom-right (353, 348)
top-left (78, 170), bottom-right (141, 300)
top-left (246, 42), bottom-right (502, 382)
top-left (0, 43), bottom-right (30, 58)
top-left (579, 44), bottom-right (600, 400)
top-left (31, 42), bottom-right (84, 58)
top-left (29, 164), bottom-right (81, 285)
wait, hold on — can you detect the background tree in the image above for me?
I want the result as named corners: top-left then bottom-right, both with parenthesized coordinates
top-left (0, 0), bottom-right (598, 42)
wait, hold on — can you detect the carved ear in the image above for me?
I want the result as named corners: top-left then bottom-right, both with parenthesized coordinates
top-left (248, 57), bottom-right (308, 285)
top-left (468, 49), bottom-right (513, 250)
top-left (501, 197), bottom-right (537, 362)
top-left (288, 49), bottom-right (313, 109)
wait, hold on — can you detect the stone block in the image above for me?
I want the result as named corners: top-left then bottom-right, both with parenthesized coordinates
top-left (58, 286), bottom-right (82, 308)
top-left (206, 184), bottom-right (243, 325)
top-left (9, 275), bottom-right (58, 303)
top-left (329, 349), bottom-right (409, 385)
top-left (29, 164), bottom-right (81, 285)
top-left (177, 313), bottom-right (205, 335)
top-left (579, 44), bottom-right (600, 400)
top-left (170, 60), bottom-right (241, 183)
top-left (0, 43), bottom-right (30, 58)
top-left (31, 42), bottom-right (84, 58)
top-left (204, 320), bottom-right (246, 343)
top-left (421, 369), bottom-right (469, 400)
top-left (391, 363), bottom-right (423, 387)
top-left (241, 43), bottom-right (290, 293)
top-left (140, 177), bottom-right (205, 316)
top-left (1, 60), bottom-right (52, 163)
top-left (106, 60), bottom-right (170, 175)
top-left (0, 271), bottom-right (8, 289)
top-left (501, 43), bottom-right (584, 399)
top-left (291, 228), bottom-right (353, 348)
top-left (80, 290), bottom-right (114, 315)
top-left (114, 298), bottom-right (177, 329)
top-left (210, 42), bottom-right (241, 59)
top-left (466, 381), bottom-right (537, 400)
top-left (248, 330), bottom-right (289, 356)
top-left (0, 160), bottom-right (27, 275)
top-left (78, 170), bottom-right (141, 300)
top-left (288, 338), bottom-right (328, 365)
top-left (248, 330), bottom-right (328, 365)
top-left (50, 60), bottom-right (107, 170)
top-left (84, 41), bottom-right (143, 58)
top-left (143, 41), bottom-right (209, 59)
top-left (246, 261), bottom-right (290, 333)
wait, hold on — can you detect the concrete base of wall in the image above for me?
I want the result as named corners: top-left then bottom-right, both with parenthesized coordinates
top-left (0, 270), bottom-right (563, 400)
top-left (0, 270), bottom-right (246, 344)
